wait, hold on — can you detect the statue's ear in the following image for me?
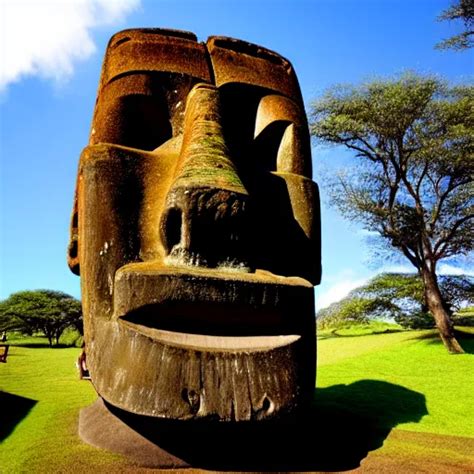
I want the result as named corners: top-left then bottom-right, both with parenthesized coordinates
top-left (68, 180), bottom-right (80, 275)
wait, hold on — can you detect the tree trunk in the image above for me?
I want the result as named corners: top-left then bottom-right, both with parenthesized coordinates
top-left (44, 327), bottom-right (53, 347)
top-left (421, 268), bottom-right (464, 354)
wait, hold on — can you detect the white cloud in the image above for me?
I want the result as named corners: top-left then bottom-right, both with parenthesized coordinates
top-left (438, 263), bottom-right (474, 276)
top-left (378, 264), bottom-right (414, 274)
top-left (316, 276), bottom-right (368, 310)
top-left (0, 0), bottom-right (140, 92)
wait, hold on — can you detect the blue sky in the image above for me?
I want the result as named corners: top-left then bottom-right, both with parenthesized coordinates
top-left (0, 0), bottom-right (472, 309)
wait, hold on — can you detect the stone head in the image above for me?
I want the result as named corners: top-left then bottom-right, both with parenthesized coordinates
top-left (69, 29), bottom-right (320, 421)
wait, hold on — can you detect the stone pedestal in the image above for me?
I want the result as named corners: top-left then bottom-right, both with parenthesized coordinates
top-left (79, 398), bottom-right (189, 468)
top-left (79, 397), bottom-right (317, 471)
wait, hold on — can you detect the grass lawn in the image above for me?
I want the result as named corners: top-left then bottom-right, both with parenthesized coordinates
top-left (318, 327), bottom-right (474, 437)
top-left (1, 328), bottom-right (473, 472)
top-left (0, 344), bottom-right (126, 473)
top-left (316, 326), bottom-right (474, 472)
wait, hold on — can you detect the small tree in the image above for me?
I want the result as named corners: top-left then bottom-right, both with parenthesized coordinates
top-left (0, 290), bottom-right (82, 347)
top-left (311, 74), bottom-right (473, 353)
top-left (317, 295), bottom-right (396, 330)
top-left (437, 0), bottom-right (474, 50)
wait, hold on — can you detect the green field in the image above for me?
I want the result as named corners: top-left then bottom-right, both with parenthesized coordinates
top-left (1, 328), bottom-right (473, 472)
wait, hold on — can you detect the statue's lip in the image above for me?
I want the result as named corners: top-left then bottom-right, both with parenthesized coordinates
top-left (118, 319), bottom-right (301, 352)
top-left (114, 262), bottom-right (312, 286)
top-left (113, 262), bottom-right (313, 338)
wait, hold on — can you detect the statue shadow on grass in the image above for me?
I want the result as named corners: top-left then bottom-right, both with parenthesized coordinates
top-left (104, 379), bottom-right (427, 471)
top-left (0, 391), bottom-right (37, 441)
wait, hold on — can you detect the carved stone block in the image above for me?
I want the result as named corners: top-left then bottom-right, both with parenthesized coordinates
top-left (69, 28), bottom-right (320, 424)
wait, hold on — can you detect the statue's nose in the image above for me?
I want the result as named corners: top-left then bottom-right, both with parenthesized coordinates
top-left (160, 84), bottom-right (250, 270)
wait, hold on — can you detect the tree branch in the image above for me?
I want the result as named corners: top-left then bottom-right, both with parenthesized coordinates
top-left (434, 213), bottom-right (474, 258)
top-left (400, 244), bottom-right (421, 268)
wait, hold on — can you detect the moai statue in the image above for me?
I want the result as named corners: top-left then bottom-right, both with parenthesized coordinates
top-left (69, 29), bottom-right (320, 430)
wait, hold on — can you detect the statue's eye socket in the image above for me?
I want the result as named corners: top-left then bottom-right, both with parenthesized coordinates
top-left (93, 74), bottom-right (206, 151)
top-left (218, 84), bottom-right (262, 156)
top-left (253, 121), bottom-right (290, 173)
top-left (254, 95), bottom-right (312, 177)
top-left (112, 92), bottom-right (172, 151)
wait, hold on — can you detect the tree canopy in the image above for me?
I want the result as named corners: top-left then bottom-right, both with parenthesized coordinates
top-left (310, 73), bottom-right (473, 352)
top-left (437, 0), bottom-right (474, 50)
top-left (317, 273), bottom-right (474, 330)
top-left (0, 290), bottom-right (82, 347)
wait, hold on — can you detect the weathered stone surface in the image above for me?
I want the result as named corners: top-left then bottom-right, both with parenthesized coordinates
top-left (207, 36), bottom-right (303, 102)
top-left (69, 28), bottom-right (320, 427)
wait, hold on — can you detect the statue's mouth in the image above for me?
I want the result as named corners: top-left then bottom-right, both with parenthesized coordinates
top-left (113, 262), bottom-right (312, 347)
top-left (86, 262), bottom-right (315, 420)
top-left (119, 302), bottom-right (284, 337)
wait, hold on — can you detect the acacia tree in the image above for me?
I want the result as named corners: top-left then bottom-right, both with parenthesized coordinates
top-left (437, 0), bottom-right (474, 50)
top-left (0, 290), bottom-right (82, 347)
top-left (311, 74), bottom-right (473, 353)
